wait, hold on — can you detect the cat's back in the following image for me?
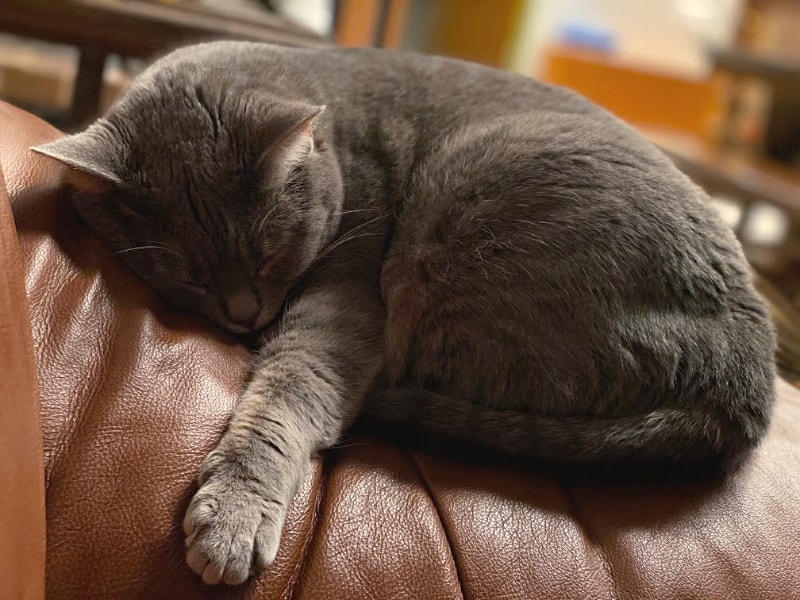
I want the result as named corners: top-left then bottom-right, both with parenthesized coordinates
top-left (309, 46), bottom-right (627, 139)
top-left (155, 41), bottom-right (605, 125)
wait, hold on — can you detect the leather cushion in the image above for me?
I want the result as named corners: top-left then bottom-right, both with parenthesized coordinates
top-left (6, 101), bottom-right (800, 599)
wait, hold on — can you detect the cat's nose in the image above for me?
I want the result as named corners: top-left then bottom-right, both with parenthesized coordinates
top-left (224, 291), bottom-right (261, 327)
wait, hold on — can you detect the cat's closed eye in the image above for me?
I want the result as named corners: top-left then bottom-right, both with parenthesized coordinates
top-left (259, 253), bottom-right (277, 278)
top-left (177, 282), bottom-right (208, 296)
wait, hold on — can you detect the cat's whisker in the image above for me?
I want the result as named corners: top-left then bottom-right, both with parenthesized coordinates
top-left (116, 245), bottom-right (185, 260)
top-left (328, 441), bottom-right (372, 449)
top-left (314, 225), bottom-right (385, 260)
top-left (313, 231), bottom-right (385, 265)
top-left (323, 222), bottom-right (386, 254)
top-left (333, 212), bottom-right (390, 236)
top-left (333, 208), bottom-right (381, 216)
top-left (253, 203), bottom-right (281, 237)
top-left (311, 213), bottom-right (390, 264)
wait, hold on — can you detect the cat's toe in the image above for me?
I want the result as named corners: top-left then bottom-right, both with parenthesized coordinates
top-left (183, 477), bottom-right (286, 585)
top-left (254, 518), bottom-right (282, 569)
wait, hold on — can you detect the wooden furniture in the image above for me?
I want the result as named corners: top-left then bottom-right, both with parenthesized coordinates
top-left (541, 44), bottom-right (724, 142)
top-left (710, 47), bottom-right (800, 164)
top-left (333, 0), bottom-right (408, 48)
top-left (645, 127), bottom-right (800, 217)
top-left (0, 0), bottom-right (327, 125)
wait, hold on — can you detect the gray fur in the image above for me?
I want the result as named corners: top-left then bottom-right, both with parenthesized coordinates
top-left (33, 41), bottom-right (776, 585)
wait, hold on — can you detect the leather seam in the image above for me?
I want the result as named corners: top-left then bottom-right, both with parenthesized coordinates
top-left (285, 453), bottom-right (333, 599)
top-left (560, 482), bottom-right (621, 600)
top-left (406, 450), bottom-right (467, 600)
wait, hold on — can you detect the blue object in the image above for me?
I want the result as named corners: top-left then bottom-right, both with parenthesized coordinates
top-left (557, 22), bottom-right (616, 52)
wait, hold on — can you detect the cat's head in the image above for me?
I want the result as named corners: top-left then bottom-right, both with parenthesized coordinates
top-left (33, 66), bottom-right (343, 335)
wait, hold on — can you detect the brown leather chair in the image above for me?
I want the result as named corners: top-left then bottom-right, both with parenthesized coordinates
top-left (2, 100), bottom-right (800, 600)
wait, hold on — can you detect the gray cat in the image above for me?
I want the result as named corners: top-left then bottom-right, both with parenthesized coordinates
top-left (34, 41), bottom-right (776, 585)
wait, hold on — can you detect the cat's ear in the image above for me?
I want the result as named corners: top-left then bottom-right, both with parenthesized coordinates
top-left (260, 103), bottom-right (325, 188)
top-left (32, 127), bottom-right (124, 193)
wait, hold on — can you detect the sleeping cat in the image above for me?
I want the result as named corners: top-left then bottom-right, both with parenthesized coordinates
top-left (34, 41), bottom-right (775, 585)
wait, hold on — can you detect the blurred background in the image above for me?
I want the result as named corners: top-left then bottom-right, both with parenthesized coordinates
top-left (1, 0), bottom-right (799, 378)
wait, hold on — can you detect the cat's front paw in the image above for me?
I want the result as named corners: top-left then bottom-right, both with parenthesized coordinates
top-left (183, 457), bottom-right (288, 585)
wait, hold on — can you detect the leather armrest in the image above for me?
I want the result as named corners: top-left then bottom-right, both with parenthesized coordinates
top-left (0, 103), bottom-right (49, 600)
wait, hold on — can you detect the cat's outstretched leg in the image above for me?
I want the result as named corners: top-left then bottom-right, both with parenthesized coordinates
top-left (182, 280), bottom-right (384, 584)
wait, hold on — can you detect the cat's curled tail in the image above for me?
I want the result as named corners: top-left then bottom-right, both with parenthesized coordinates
top-left (363, 388), bottom-right (770, 465)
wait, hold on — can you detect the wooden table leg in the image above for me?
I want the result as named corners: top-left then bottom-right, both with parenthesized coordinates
top-left (69, 48), bottom-right (107, 127)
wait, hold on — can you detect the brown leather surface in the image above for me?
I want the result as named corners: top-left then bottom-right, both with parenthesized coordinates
top-left (5, 100), bottom-right (800, 599)
top-left (0, 104), bottom-right (47, 600)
